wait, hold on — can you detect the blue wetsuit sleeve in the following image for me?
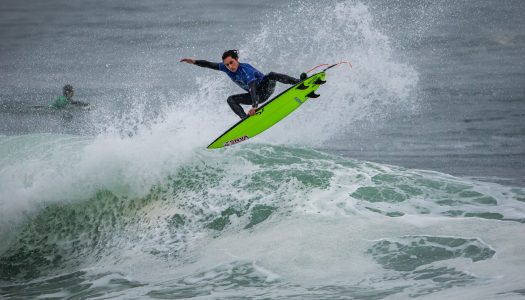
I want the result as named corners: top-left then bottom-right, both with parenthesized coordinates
top-left (248, 81), bottom-right (259, 108)
top-left (194, 60), bottom-right (220, 71)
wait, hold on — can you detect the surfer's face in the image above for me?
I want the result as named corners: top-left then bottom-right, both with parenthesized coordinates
top-left (223, 56), bottom-right (239, 72)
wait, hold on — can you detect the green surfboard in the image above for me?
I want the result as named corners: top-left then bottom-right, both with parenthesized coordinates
top-left (207, 71), bottom-right (326, 149)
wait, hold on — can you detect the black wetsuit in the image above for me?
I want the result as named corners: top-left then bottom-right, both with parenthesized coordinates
top-left (194, 60), bottom-right (300, 119)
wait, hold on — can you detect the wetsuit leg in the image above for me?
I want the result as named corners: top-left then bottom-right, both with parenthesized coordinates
top-left (227, 93), bottom-right (252, 119)
top-left (256, 72), bottom-right (300, 103)
top-left (257, 77), bottom-right (276, 103)
top-left (227, 72), bottom-right (301, 119)
top-left (265, 72), bottom-right (300, 85)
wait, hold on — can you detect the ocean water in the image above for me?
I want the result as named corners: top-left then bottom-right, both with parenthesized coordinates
top-left (1, 0), bottom-right (525, 299)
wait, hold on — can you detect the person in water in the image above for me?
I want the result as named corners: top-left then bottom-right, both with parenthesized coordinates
top-left (180, 50), bottom-right (304, 119)
top-left (49, 84), bottom-right (89, 109)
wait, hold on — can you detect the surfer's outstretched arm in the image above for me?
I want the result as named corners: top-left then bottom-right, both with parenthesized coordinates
top-left (180, 58), bottom-right (220, 71)
top-left (70, 100), bottom-right (89, 107)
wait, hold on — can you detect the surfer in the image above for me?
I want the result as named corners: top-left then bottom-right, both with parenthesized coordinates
top-left (49, 84), bottom-right (89, 109)
top-left (180, 50), bottom-right (304, 119)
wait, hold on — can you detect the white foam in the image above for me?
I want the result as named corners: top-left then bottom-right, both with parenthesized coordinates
top-left (240, 2), bottom-right (419, 147)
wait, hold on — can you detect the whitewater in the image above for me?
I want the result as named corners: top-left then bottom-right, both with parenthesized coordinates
top-left (1, 0), bottom-right (524, 299)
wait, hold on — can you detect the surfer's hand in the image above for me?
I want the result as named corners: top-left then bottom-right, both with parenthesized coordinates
top-left (180, 58), bottom-right (195, 64)
top-left (248, 108), bottom-right (257, 116)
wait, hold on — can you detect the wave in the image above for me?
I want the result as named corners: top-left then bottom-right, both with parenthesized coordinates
top-left (1, 144), bottom-right (524, 285)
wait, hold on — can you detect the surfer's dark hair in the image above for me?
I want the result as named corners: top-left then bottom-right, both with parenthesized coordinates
top-left (222, 49), bottom-right (239, 60)
top-left (63, 84), bottom-right (74, 95)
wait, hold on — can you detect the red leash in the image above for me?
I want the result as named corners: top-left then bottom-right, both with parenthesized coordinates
top-left (304, 61), bottom-right (352, 73)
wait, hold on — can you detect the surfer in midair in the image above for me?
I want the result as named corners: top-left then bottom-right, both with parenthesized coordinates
top-left (180, 50), bottom-right (304, 119)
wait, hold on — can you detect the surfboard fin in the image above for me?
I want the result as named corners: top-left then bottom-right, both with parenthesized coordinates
top-left (307, 91), bottom-right (320, 98)
top-left (314, 79), bottom-right (326, 85)
top-left (296, 83), bottom-right (309, 90)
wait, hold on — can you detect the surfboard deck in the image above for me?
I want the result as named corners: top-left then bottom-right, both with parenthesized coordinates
top-left (207, 71), bottom-right (326, 149)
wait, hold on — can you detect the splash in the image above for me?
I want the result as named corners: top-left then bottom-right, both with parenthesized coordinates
top-left (238, 1), bottom-right (419, 146)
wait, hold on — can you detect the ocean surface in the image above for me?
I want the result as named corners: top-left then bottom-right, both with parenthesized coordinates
top-left (1, 0), bottom-right (524, 299)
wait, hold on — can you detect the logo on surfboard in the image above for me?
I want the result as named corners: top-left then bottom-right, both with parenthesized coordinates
top-left (224, 135), bottom-right (249, 147)
top-left (294, 97), bottom-right (305, 104)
